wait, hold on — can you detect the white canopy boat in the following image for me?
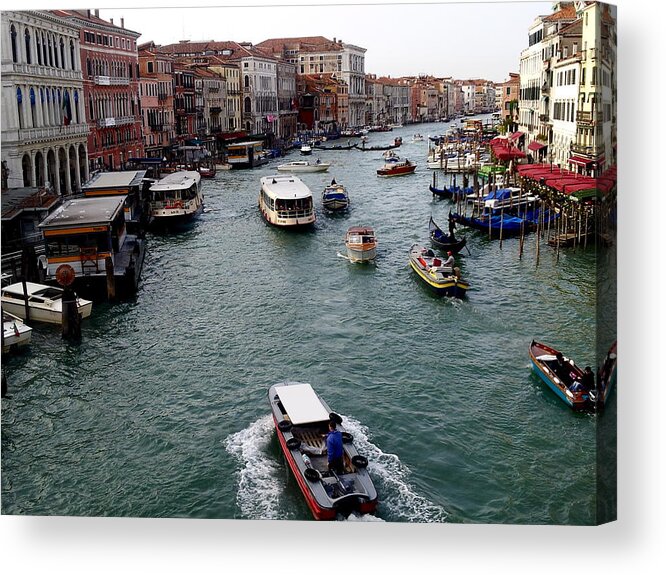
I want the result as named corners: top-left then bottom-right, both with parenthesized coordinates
top-left (276, 160), bottom-right (331, 173)
top-left (1, 282), bottom-right (93, 325)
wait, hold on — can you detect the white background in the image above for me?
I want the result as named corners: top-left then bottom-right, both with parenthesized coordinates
top-left (2, 0), bottom-right (663, 573)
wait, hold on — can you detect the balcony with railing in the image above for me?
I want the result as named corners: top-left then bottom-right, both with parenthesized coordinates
top-left (94, 75), bottom-right (130, 86)
top-left (10, 62), bottom-right (82, 81)
top-left (571, 142), bottom-right (605, 157)
top-left (18, 123), bottom-right (89, 142)
top-left (97, 116), bottom-right (136, 128)
top-left (576, 111), bottom-right (603, 126)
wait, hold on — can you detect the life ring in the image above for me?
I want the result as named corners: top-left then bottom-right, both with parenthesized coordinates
top-left (277, 420), bottom-right (292, 432)
top-left (304, 467), bottom-right (322, 482)
top-left (286, 437), bottom-right (301, 450)
top-left (351, 455), bottom-right (368, 469)
top-left (341, 432), bottom-right (353, 444)
top-left (174, 201), bottom-right (183, 209)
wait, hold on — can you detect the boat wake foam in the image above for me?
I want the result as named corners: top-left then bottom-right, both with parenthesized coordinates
top-left (342, 416), bottom-right (449, 523)
top-left (225, 413), bottom-right (447, 523)
top-left (224, 415), bottom-right (284, 520)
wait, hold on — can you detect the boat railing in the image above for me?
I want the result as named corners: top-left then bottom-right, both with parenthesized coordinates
top-left (276, 208), bottom-right (314, 219)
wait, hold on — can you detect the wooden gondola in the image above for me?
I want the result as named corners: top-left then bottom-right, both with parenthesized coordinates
top-left (314, 144), bottom-right (357, 151)
top-left (356, 137), bottom-right (403, 152)
top-left (529, 340), bottom-right (595, 411)
top-left (428, 216), bottom-right (467, 255)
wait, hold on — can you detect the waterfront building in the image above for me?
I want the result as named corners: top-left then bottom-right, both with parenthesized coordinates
top-left (205, 56), bottom-right (242, 134)
top-left (274, 58), bottom-right (298, 140)
top-left (364, 75), bottom-right (389, 126)
top-left (498, 73), bottom-right (520, 130)
top-left (173, 63), bottom-right (197, 146)
top-left (256, 36), bottom-right (366, 129)
top-left (407, 76), bottom-right (441, 123)
top-left (1, 10), bottom-right (89, 194)
top-left (138, 42), bottom-right (176, 159)
top-left (570, 1), bottom-right (616, 175)
top-left (374, 76), bottom-right (411, 126)
top-left (55, 9), bottom-right (143, 174)
top-left (193, 66), bottom-right (226, 155)
top-left (297, 74), bottom-right (344, 133)
top-left (518, 1), bottom-right (616, 173)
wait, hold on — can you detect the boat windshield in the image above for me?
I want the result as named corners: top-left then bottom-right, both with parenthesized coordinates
top-left (33, 287), bottom-right (63, 300)
top-left (275, 197), bottom-right (313, 217)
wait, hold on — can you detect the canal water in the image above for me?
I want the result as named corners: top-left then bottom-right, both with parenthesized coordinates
top-left (1, 119), bottom-right (616, 524)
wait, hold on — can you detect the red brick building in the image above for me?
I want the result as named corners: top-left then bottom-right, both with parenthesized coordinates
top-left (56, 10), bottom-right (143, 173)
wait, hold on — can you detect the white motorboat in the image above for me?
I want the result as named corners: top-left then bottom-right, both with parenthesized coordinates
top-left (345, 226), bottom-right (377, 262)
top-left (2, 310), bottom-right (32, 353)
top-left (276, 160), bottom-right (331, 173)
top-left (259, 174), bottom-right (316, 227)
top-left (300, 144), bottom-right (313, 155)
top-left (268, 381), bottom-right (378, 520)
top-left (1, 282), bottom-right (93, 325)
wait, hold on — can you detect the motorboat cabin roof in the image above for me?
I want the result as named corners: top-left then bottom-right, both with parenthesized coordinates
top-left (347, 226), bottom-right (374, 236)
top-left (38, 196), bottom-right (126, 230)
top-left (274, 383), bottom-right (330, 425)
top-left (82, 170), bottom-right (147, 195)
top-left (2, 281), bottom-right (65, 299)
top-left (150, 171), bottom-right (201, 192)
top-left (260, 174), bottom-right (312, 200)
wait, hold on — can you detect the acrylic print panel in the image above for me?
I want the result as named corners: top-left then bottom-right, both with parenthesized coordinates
top-left (1, 0), bottom-right (616, 528)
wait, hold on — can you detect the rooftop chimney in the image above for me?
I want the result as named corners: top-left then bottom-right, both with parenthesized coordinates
top-left (110, 18), bottom-right (113, 25)
top-left (94, 9), bottom-right (99, 18)
top-left (121, 17), bottom-right (124, 29)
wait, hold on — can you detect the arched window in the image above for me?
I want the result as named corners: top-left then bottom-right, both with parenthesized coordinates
top-left (47, 35), bottom-right (53, 67)
top-left (22, 154), bottom-right (32, 187)
top-left (74, 90), bottom-right (79, 123)
top-left (42, 33), bottom-right (47, 64)
top-left (24, 28), bottom-right (31, 64)
top-left (244, 97), bottom-right (252, 113)
top-left (36, 32), bottom-right (42, 65)
top-left (87, 58), bottom-right (92, 77)
top-left (53, 36), bottom-right (59, 68)
top-left (70, 40), bottom-right (76, 70)
top-left (10, 25), bottom-right (18, 62)
top-left (244, 75), bottom-right (250, 88)
top-left (60, 37), bottom-right (65, 69)
top-left (16, 87), bottom-right (24, 128)
top-left (30, 87), bottom-right (36, 127)
top-left (89, 95), bottom-right (94, 120)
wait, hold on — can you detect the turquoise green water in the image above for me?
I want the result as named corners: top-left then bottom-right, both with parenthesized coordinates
top-left (1, 120), bottom-right (616, 524)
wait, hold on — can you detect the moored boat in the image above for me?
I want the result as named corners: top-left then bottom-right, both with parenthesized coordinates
top-left (345, 226), bottom-right (377, 262)
top-left (1, 282), bottom-right (92, 325)
top-left (149, 170), bottom-right (204, 226)
top-left (322, 180), bottom-right (350, 211)
top-left (529, 340), bottom-right (596, 411)
top-left (276, 160), bottom-right (331, 173)
top-left (259, 174), bottom-right (315, 227)
top-left (376, 159), bottom-right (416, 177)
top-left (300, 143), bottom-right (313, 155)
top-left (408, 244), bottom-right (469, 298)
top-left (428, 216), bottom-right (467, 255)
top-left (450, 211), bottom-right (529, 238)
top-left (2, 310), bottom-right (32, 353)
top-left (357, 136), bottom-right (403, 152)
top-left (595, 341), bottom-right (617, 409)
top-left (268, 381), bottom-right (378, 520)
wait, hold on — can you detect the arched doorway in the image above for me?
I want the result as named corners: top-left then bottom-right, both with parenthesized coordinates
top-left (68, 145), bottom-right (78, 192)
top-left (35, 151), bottom-right (45, 187)
top-left (57, 147), bottom-right (67, 194)
top-left (22, 154), bottom-right (32, 187)
top-left (46, 149), bottom-right (56, 189)
top-left (78, 145), bottom-right (88, 185)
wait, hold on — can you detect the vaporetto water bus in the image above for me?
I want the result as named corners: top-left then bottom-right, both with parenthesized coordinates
top-left (259, 174), bottom-right (316, 228)
top-left (148, 171), bottom-right (203, 226)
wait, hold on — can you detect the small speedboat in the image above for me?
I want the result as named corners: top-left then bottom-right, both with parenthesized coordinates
top-left (408, 244), bottom-right (469, 298)
top-left (300, 144), bottom-right (312, 155)
top-left (268, 381), bottom-right (378, 520)
top-left (529, 340), bottom-right (596, 411)
top-left (277, 160), bottom-right (331, 173)
top-left (376, 159), bottom-right (416, 177)
top-left (345, 226), bottom-right (377, 262)
top-left (322, 180), bottom-right (350, 211)
top-left (1, 282), bottom-right (93, 325)
top-left (2, 310), bottom-right (32, 353)
top-left (412, 134), bottom-right (425, 142)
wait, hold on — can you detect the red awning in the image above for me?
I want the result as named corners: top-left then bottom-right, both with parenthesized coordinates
top-left (508, 131), bottom-right (524, 140)
top-left (528, 141), bottom-right (547, 152)
top-left (568, 155), bottom-right (594, 166)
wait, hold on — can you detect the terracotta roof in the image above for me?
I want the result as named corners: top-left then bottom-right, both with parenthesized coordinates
top-left (159, 40), bottom-right (278, 62)
top-left (256, 36), bottom-right (343, 54)
top-left (543, 3), bottom-right (577, 22)
top-left (51, 9), bottom-right (140, 36)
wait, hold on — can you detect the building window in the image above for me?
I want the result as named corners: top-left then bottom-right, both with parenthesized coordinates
top-left (60, 37), bottom-right (65, 68)
top-left (24, 28), bottom-right (32, 64)
top-left (10, 25), bottom-right (18, 62)
top-left (70, 39), bottom-right (76, 70)
top-left (16, 87), bottom-right (24, 128)
top-left (147, 61), bottom-right (154, 73)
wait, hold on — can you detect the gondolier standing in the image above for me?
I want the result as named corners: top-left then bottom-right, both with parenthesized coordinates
top-left (448, 212), bottom-right (456, 239)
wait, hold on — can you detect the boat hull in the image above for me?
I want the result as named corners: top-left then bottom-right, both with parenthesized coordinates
top-left (529, 341), bottom-right (592, 411)
top-left (2, 314), bottom-right (32, 353)
top-left (346, 245), bottom-right (377, 262)
top-left (1, 298), bottom-right (92, 325)
top-left (377, 165), bottom-right (416, 177)
top-left (408, 244), bottom-right (469, 298)
top-left (268, 382), bottom-right (378, 520)
top-left (276, 164), bottom-right (330, 173)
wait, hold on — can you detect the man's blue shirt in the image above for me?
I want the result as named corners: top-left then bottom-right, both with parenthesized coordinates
top-left (326, 430), bottom-right (343, 462)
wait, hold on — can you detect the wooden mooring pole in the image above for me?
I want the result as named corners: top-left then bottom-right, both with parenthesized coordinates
top-left (106, 256), bottom-right (116, 301)
top-left (61, 286), bottom-right (81, 341)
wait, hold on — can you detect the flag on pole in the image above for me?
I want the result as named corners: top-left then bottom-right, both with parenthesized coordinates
top-left (62, 90), bottom-right (72, 126)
